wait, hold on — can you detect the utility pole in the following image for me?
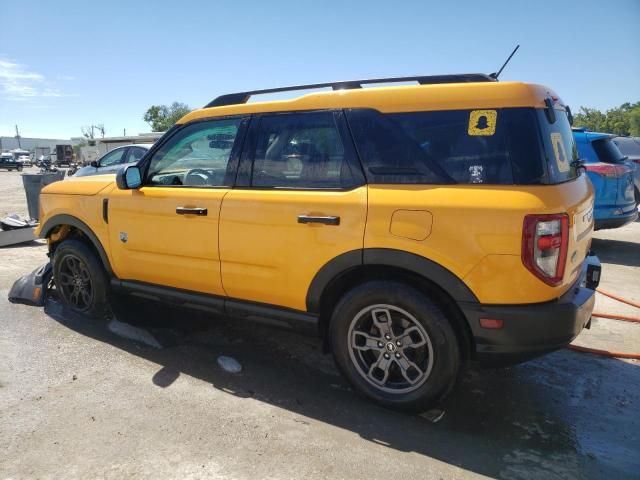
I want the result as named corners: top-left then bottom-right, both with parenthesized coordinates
top-left (15, 125), bottom-right (22, 148)
top-left (123, 128), bottom-right (126, 136)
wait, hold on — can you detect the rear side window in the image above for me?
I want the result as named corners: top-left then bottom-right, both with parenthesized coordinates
top-left (346, 108), bottom-right (545, 185)
top-left (536, 109), bottom-right (578, 183)
top-left (592, 138), bottom-right (626, 164)
top-left (250, 112), bottom-right (354, 189)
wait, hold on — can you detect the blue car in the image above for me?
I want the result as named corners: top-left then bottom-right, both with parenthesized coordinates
top-left (573, 128), bottom-right (638, 230)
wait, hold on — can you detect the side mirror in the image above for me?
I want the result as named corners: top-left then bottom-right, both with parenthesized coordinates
top-left (90, 160), bottom-right (99, 168)
top-left (116, 165), bottom-right (142, 190)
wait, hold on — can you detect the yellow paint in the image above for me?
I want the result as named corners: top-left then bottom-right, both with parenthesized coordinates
top-left (468, 110), bottom-right (497, 136)
top-left (389, 210), bottom-right (433, 241)
top-left (180, 82), bottom-right (560, 122)
top-left (219, 187), bottom-right (367, 310)
top-left (36, 78), bottom-right (594, 312)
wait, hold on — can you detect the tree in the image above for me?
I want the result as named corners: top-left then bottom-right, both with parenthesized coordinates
top-left (81, 124), bottom-right (105, 139)
top-left (573, 101), bottom-right (640, 136)
top-left (143, 102), bottom-right (191, 132)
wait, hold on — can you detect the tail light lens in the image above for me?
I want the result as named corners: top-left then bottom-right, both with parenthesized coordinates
top-left (522, 214), bottom-right (569, 286)
top-left (585, 164), bottom-right (630, 177)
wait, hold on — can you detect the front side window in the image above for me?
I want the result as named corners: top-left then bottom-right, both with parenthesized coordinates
top-left (250, 112), bottom-right (353, 188)
top-left (126, 147), bottom-right (148, 164)
top-left (99, 148), bottom-right (126, 167)
top-left (146, 118), bottom-right (243, 187)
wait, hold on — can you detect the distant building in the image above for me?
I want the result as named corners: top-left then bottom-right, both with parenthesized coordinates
top-left (0, 136), bottom-right (80, 152)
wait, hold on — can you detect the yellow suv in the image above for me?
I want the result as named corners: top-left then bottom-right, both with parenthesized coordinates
top-left (37, 74), bottom-right (600, 411)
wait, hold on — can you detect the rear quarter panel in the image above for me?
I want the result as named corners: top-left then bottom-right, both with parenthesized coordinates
top-left (365, 174), bottom-right (594, 304)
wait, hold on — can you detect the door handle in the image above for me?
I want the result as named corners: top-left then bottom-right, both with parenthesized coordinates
top-left (176, 207), bottom-right (208, 216)
top-left (297, 215), bottom-right (340, 226)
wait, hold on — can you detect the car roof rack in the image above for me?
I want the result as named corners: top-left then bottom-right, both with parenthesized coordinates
top-left (205, 73), bottom-right (495, 108)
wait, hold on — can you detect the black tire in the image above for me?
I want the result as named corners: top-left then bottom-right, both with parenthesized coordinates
top-left (52, 238), bottom-right (109, 319)
top-left (330, 280), bottom-right (461, 412)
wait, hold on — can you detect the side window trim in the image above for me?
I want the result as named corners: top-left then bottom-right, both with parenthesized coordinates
top-left (118, 147), bottom-right (130, 164)
top-left (236, 110), bottom-right (365, 191)
top-left (139, 116), bottom-right (250, 188)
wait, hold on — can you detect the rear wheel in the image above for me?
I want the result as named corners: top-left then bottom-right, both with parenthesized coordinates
top-left (330, 281), bottom-right (461, 412)
top-left (52, 239), bottom-right (109, 318)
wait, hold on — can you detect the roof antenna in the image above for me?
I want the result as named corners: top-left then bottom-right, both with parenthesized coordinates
top-left (490, 45), bottom-right (520, 80)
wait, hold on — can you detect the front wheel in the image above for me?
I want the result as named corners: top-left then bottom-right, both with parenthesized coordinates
top-left (330, 281), bottom-right (461, 412)
top-left (52, 239), bottom-right (109, 318)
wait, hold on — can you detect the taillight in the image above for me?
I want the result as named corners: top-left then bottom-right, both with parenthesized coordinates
top-left (585, 164), bottom-right (629, 177)
top-left (522, 214), bottom-right (569, 286)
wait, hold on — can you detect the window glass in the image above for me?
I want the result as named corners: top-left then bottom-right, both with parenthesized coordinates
top-left (347, 108), bottom-right (545, 185)
top-left (99, 148), bottom-right (126, 167)
top-left (251, 112), bottom-right (351, 188)
top-left (146, 119), bottom-right (242, 187)
top-left (613, 137), bottom-right (640, 157)
top-left (592, 138), bottom-right (626, 164)
top-left (537, 110), bottom-right (579, 182)
top-left (126, 147), bottom-right (148, 163)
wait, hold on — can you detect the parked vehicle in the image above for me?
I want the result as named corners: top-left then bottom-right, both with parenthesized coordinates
top-left (17, 155), bottom-right (32, 167)
top-left (0, 152), bottom-right (23, 171)
top-left (54, 144), bottom-right (74, 167)
top-left (73, 144), bottom-right (152, 177)
top-left (573, 128), bottom-right (637, 229)
top-left (36, 74), bottom-right (601, 411)
top-left (612, 136), bottom-right (640, 203)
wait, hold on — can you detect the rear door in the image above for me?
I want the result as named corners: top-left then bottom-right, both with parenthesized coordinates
top-left (219, 111), bottom-right (367, 311)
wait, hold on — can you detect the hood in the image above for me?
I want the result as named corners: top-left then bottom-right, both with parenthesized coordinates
top-left (41, 174), bottom-right (115, 195)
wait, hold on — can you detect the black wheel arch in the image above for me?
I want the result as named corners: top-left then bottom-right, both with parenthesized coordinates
top-left (39, 214), bottom-right (114, 277)
top-left (307, 248), bottom-right (479, 312)
top-left (307, 248), bottom-right (479, 359)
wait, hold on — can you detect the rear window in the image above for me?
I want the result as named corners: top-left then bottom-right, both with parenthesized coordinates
top-left (346, 108), bottom-right (548, 185)
top-left (613, 137), bottom-right (640, 157)
top-left (592, 137), bottom-right (626, 164)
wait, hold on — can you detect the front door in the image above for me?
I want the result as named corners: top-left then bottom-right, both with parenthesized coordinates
top-left (219, 111), bottom-right (367, 311)
top-left (107, 117), bottom-right (247, 295)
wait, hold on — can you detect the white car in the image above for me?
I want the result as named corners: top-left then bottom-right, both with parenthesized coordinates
top-left (17, 155), bottom-right (32, 167)
top-left (73, 144), bottom-right (153, 177)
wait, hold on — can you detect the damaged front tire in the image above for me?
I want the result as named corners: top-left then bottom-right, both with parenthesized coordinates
top-left (52, 239), bottom-right (109, 318)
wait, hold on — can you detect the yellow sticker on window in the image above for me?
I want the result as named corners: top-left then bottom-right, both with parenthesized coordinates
top-left (468, 110), bottom-right (497, 136)
top-left (550, 132), bottom-right (570, 172)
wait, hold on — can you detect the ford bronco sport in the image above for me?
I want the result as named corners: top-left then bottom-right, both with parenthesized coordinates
top-left (36, 74), bottom-right (600, 411)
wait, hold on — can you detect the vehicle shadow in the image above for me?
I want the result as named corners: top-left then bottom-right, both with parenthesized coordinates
top-left (592, 238), bottom-right (640, 268)
top-left (44, 293), bottom-right (639, 479)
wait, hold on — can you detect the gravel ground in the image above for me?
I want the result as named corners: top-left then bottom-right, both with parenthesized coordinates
top-left (1, 170), bottom-right (638, 479)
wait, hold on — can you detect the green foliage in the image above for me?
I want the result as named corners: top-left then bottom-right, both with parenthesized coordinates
top-left (573, 102), bottom-right (640, 136)
top-left (143, 102), bottom-right (191, 132)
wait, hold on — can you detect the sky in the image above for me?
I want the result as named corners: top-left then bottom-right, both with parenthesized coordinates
top-left (1, 0), bottom-right (639, 139)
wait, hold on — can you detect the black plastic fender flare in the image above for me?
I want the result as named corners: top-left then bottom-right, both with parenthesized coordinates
top-left (39, 214), bottom-right (115, 277)
top-left (306, 248), bottom-right (479, 313)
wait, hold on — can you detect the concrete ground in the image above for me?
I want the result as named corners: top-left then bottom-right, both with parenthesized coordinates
top-left (1, 169), bottom-right (639, 479)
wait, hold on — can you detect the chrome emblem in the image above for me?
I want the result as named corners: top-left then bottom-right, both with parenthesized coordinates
top-left (119, 232), bottom-right (128, 243)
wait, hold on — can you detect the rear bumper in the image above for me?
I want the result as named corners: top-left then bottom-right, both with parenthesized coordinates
top-left (459, 255), bottom-right (601, 367)
top-left (594, 209), bottom-right (638, 230)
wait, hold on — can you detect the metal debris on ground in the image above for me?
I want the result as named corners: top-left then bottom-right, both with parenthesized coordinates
top-left (420, 408), bottom-right (446, 423)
